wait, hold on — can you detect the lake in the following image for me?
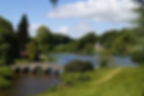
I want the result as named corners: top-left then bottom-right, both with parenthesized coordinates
top-left (0, 74), bottom-right (60, 96)
top-left (50, 53), bottom-right (137, 67)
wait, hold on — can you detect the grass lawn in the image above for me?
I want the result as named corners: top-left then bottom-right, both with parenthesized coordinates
top-left (0, 67), bottom-right (13, 89)
top-left (39, 67), bottom-right (144, 96)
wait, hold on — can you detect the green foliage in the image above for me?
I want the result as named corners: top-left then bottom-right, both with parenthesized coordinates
top-left (0, 77), bottom-right (11, 89)
top-left (79, 32), bottom-right (97, 45)
top-left (52, 32), bottom-right (97, 54)
top-left (99, 30), bottom-right (120, 49)
top-left (40, 56), bottom-right (57, 62)
top-left (53, 34), bottom-right (73, 45)
top-left (111, 29), bottom-right (136, 55)
top-left (15, 59), bottom-right (31, 65)
top-left (134, 0), bottom-right (144, 28)
top-left (26, 40), bottom-right (38, 61)
top-left (130, 43), bottom-right (144, 64)
top-left (62, 73), bottom-right (91, 87)
top-left (75, 32), bottom-right (97, 53)
top-left (0, 67), bottom-right (13, 77)
top-left (127, 0), bottom-right (144, 64)
top-left (0, 67), bottom-right (13, 89)
top-left (64, 60), bottom-right (94, 72)
top-left (16, 15), bottom-right (29, 50)
top-left (0, 17), bottom-right (18, 65)
top-left (82, 44), bottom-right (95, 54)
top-left (36, 26), bottom-right (53, 55)
top-left (40, 68), bottom-right (144, 96)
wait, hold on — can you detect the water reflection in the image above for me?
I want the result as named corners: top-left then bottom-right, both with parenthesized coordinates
top-left (0, 74), bottom-right (60, 96)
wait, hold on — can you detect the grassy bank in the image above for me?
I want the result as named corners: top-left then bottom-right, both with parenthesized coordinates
top-left (39, 67), bottom-right (144, 96)
top-left (0, 67), bottom-right (13, 89)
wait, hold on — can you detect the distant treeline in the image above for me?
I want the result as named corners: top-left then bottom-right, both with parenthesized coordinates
top-left (0, 15), bottom-right (143, 65)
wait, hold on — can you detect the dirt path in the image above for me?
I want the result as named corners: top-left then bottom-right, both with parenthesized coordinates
top-left (94, 68), bottom-right (122, 86)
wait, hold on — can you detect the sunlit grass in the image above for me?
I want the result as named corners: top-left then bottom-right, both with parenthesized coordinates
top-left (39, 67), bottom-right (144, 96)
top-left (0, 77), bottom-right (11, 89)
top-left (0, 67), bottom-right (13, 77)
top-left (0, 67), bottom-right (13, 88)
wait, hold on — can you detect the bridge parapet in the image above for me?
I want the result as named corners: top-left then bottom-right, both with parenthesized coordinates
top-left (11, 63), bottom-right (63, 75)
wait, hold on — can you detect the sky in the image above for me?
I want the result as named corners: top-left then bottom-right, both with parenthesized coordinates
top-left (0, 0), bottom-right (138, 38)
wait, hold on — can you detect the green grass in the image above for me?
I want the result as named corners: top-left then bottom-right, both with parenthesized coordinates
top-left (0, 67), bottom-right (13, 89)
top-left (0, 77), bottom-right (11, 89)
top-left (15, 59), bottom-right (31, 65)
top-left (0, 67), bottom-right (13, 77)
top-left (39, 67), bottom-right (144, 96)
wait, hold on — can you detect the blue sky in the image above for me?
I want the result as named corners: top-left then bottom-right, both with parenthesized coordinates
top-left (0, 0), bottom-right (137, 38)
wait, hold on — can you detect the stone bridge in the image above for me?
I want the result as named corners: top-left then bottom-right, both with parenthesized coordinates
top-left (11, 63), bottom-right (63, 75)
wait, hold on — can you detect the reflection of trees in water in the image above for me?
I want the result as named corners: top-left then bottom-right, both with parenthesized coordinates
top-left (98, 50), bottom-right (116, 68)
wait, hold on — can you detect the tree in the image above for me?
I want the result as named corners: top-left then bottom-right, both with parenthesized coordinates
top-left (26, 40), bottom-right (38, 61)
top-left (53, 34), bottom-right (73, 46)
top-left (79, 32), bottom-right (97, 45)
top-left (99, 30), bottom-right (121, 49)
top-left (129, 0), bottom-right (144, 64)
top-left (17, 15), bottom-right (29, 50)
top-left (0, 17), bottom-right (18, 65)
top-left (74, 32), bottom-right (97, 53)
top-left (112, 29), bottom-right (136, 55)
top-left (134, 0), bottom-right (144, 28)
top-left (50, 0), bottom-right (58, 7)
top-left (36, 26), bottom-right (53, 55)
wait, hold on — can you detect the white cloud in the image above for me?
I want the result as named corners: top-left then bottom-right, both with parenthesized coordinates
top-left (57, 26), bottom-right (69, 34)
top-left (48, 0), bottom-right (138, 23)
top-left (73, 21), bottom-right (94, 37)
top-left (63, 21), bottom-right (95, 38)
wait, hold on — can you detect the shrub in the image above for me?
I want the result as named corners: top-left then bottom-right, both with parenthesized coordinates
top-left (0, 77), bottom-right (11, 89)
top-left (62, 73), bottom-right (91, 87)
top-left (64, 60), bottom-right (94, 72)
top-left (0, 67), bottom-right (13, 78)
top-left (130, 45), bottom-right (144, 64)
top-left (26, 40), bottom-right (39, 61)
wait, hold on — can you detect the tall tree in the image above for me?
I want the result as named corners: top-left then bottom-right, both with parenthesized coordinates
top-left (0, 17), bottom-right (18, 64)
top-left (130, 0), bottom-right (144, 64)
top-left (36, 26), bottom-right (53, 55)
top-left (17, 15), bottom-right (29, 50)
top-left (134, 0), bottom-right (144, 27)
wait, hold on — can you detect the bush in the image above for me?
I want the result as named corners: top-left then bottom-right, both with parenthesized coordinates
top-left (130, 45), bottom-right (144, 64)
top-left (26, 40), bottom-right (39, 61)
top-left (64, 60), bottom-right (94, 72)
top-left (0, 67), bottom-right (13, 89)
top-left (0, 77), bottom-right (11, 89)
top-left (0, 67), bottom-right (13, 78)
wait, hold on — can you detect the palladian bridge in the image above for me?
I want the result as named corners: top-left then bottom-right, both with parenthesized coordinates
top-left (11, 62), bottom-right (63, 75)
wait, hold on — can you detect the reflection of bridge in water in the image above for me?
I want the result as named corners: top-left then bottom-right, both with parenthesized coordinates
top-left (11, 63), bottom-right (63, 75)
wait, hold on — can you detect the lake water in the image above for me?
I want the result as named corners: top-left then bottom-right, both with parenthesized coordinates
top-left (0, 74), bottom-right (60, 96)
top-left (50, 53), bottom-right (137, 67)
top-left (0, 53), bottom-right (137, 96)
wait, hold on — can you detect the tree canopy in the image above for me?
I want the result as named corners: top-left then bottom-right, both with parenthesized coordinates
top-left (0, 17), bottom-right (18, 64)
top-left (17, 15), bottom-right (29, 50)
